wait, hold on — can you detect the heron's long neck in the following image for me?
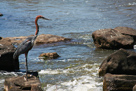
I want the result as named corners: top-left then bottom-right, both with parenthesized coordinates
top-left (35, 18), bottom-right (39, 35)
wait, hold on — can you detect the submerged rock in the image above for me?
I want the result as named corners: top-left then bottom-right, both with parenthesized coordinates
top-left (39, 52), bottom-right (60, 60)
top-left (103, 73), bottom-right (136, 91)
top-left (99, 48), bottom-right (136, 76)
top-left (92, 27), bottom-right (136, 49)
top-left (0, 37), bottom-right (19, 71)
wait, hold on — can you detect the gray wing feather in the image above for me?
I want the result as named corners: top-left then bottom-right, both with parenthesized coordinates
top-left (13, 37), bottom-right (33, 59)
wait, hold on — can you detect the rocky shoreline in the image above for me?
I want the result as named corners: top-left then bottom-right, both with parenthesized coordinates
top-left (2, 27), bottom-right (136, 91)
top-left (99, 48), bottom-right (136, 91)
top-left (92, 27), bottom-right (136, 91)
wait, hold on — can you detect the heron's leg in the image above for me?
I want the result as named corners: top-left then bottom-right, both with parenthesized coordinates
top-left (25, 52), bottom-right (28, 81)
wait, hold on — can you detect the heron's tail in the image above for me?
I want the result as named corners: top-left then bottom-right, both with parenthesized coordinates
top-left (13, 51), bottom-right (19, 60)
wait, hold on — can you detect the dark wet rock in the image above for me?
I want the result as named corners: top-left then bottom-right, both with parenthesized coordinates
top-left (92, 27), bottom-right (136, 49)
top-left (103, 73), bottom-right (136, 91)
top-left (7, 34), bottom-right (71, 45)
top-left (0, 13), bottom-right (3, 16)
top-left (39, 52), bottom-right (60, 60)
top-left (99, 48), bottom-right (136, 76)
top-left (99, 48), bottom-right (136, 90)
top-left (0, 37), bottom-right (2, 40)
top-left (4, 73), bottom-right (42, 91)
top-left (0, 52), bottom-right (19, 71)
top-left (0, 38), bottom-right (19, 71)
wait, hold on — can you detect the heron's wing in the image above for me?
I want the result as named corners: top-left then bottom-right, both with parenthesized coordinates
top-left (13, 38), bottom-right (33, 59)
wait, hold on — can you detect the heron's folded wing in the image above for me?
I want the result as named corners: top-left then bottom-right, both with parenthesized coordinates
top-left (13, 39), bottom-right (33, 59)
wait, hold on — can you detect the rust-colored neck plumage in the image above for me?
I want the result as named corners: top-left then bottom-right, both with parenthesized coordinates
top-left (35, 16), bottom-right (40, 35)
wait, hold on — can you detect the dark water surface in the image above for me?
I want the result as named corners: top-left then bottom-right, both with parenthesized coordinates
top-left (0, 0), bottom-right (136, 90)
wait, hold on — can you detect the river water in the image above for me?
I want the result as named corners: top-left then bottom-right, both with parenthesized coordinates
top-left (0, 0), bottom-right (136, 91)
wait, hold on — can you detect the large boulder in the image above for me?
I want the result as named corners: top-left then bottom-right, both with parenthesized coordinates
top-left (103, 73), bottom-right (136, 91)
top-left (0, 37), bottom-right (19, 71)
top-left (99, 48), bottom-right (136, 76)
top-left (92, 27), bottom-right (136, 49)
top-left (7, 34), bottom-right (71, 45)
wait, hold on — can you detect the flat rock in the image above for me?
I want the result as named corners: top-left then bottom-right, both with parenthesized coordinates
top-left (36, 34), bottom-right (71, 44)
top-left (92, 27), bottom-right (136, 49)
top-left (4, 74), bottom-right (42, 91)
top-left (7, 34), bottom-right (71, 45)
top-left (103, 73), bottom-right (136, 91)
top-left (39, 52), bottom-right (60, 60)
top-left (99, 48), bottom-right (136, 76)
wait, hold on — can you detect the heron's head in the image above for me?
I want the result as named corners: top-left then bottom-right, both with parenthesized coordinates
top-left (37, 15), bottom-right (50, 20)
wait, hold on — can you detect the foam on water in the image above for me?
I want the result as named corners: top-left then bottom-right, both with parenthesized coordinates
top-left (0, 79), bottom-right (5, 84)
top-left (39, 63), bottom-right (102, 91)
top-left (128, 2), bottom-right (136, 6)
top-left (62, 76), bottom-right (102, 90)
top-left (43, 75), bottom-right (103, 91)
top-left (39, 69), bottom-right (64, 75)
top-left (0, 71), bottom-right (25, 76)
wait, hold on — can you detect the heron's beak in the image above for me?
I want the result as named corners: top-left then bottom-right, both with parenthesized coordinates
top-left (42, 17), bottom-right (50, 20)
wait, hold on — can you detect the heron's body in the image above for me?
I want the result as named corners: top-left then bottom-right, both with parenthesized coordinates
top-left (13, 15), bottom-right (49, 81)
top-left (13, 35), bottom-right (37, 59)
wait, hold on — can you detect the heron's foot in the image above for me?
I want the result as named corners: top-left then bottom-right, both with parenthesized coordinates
top-left (24, 74), bottom-right (33, 81)
top-left (24, 76), bottom-right (28, 81)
